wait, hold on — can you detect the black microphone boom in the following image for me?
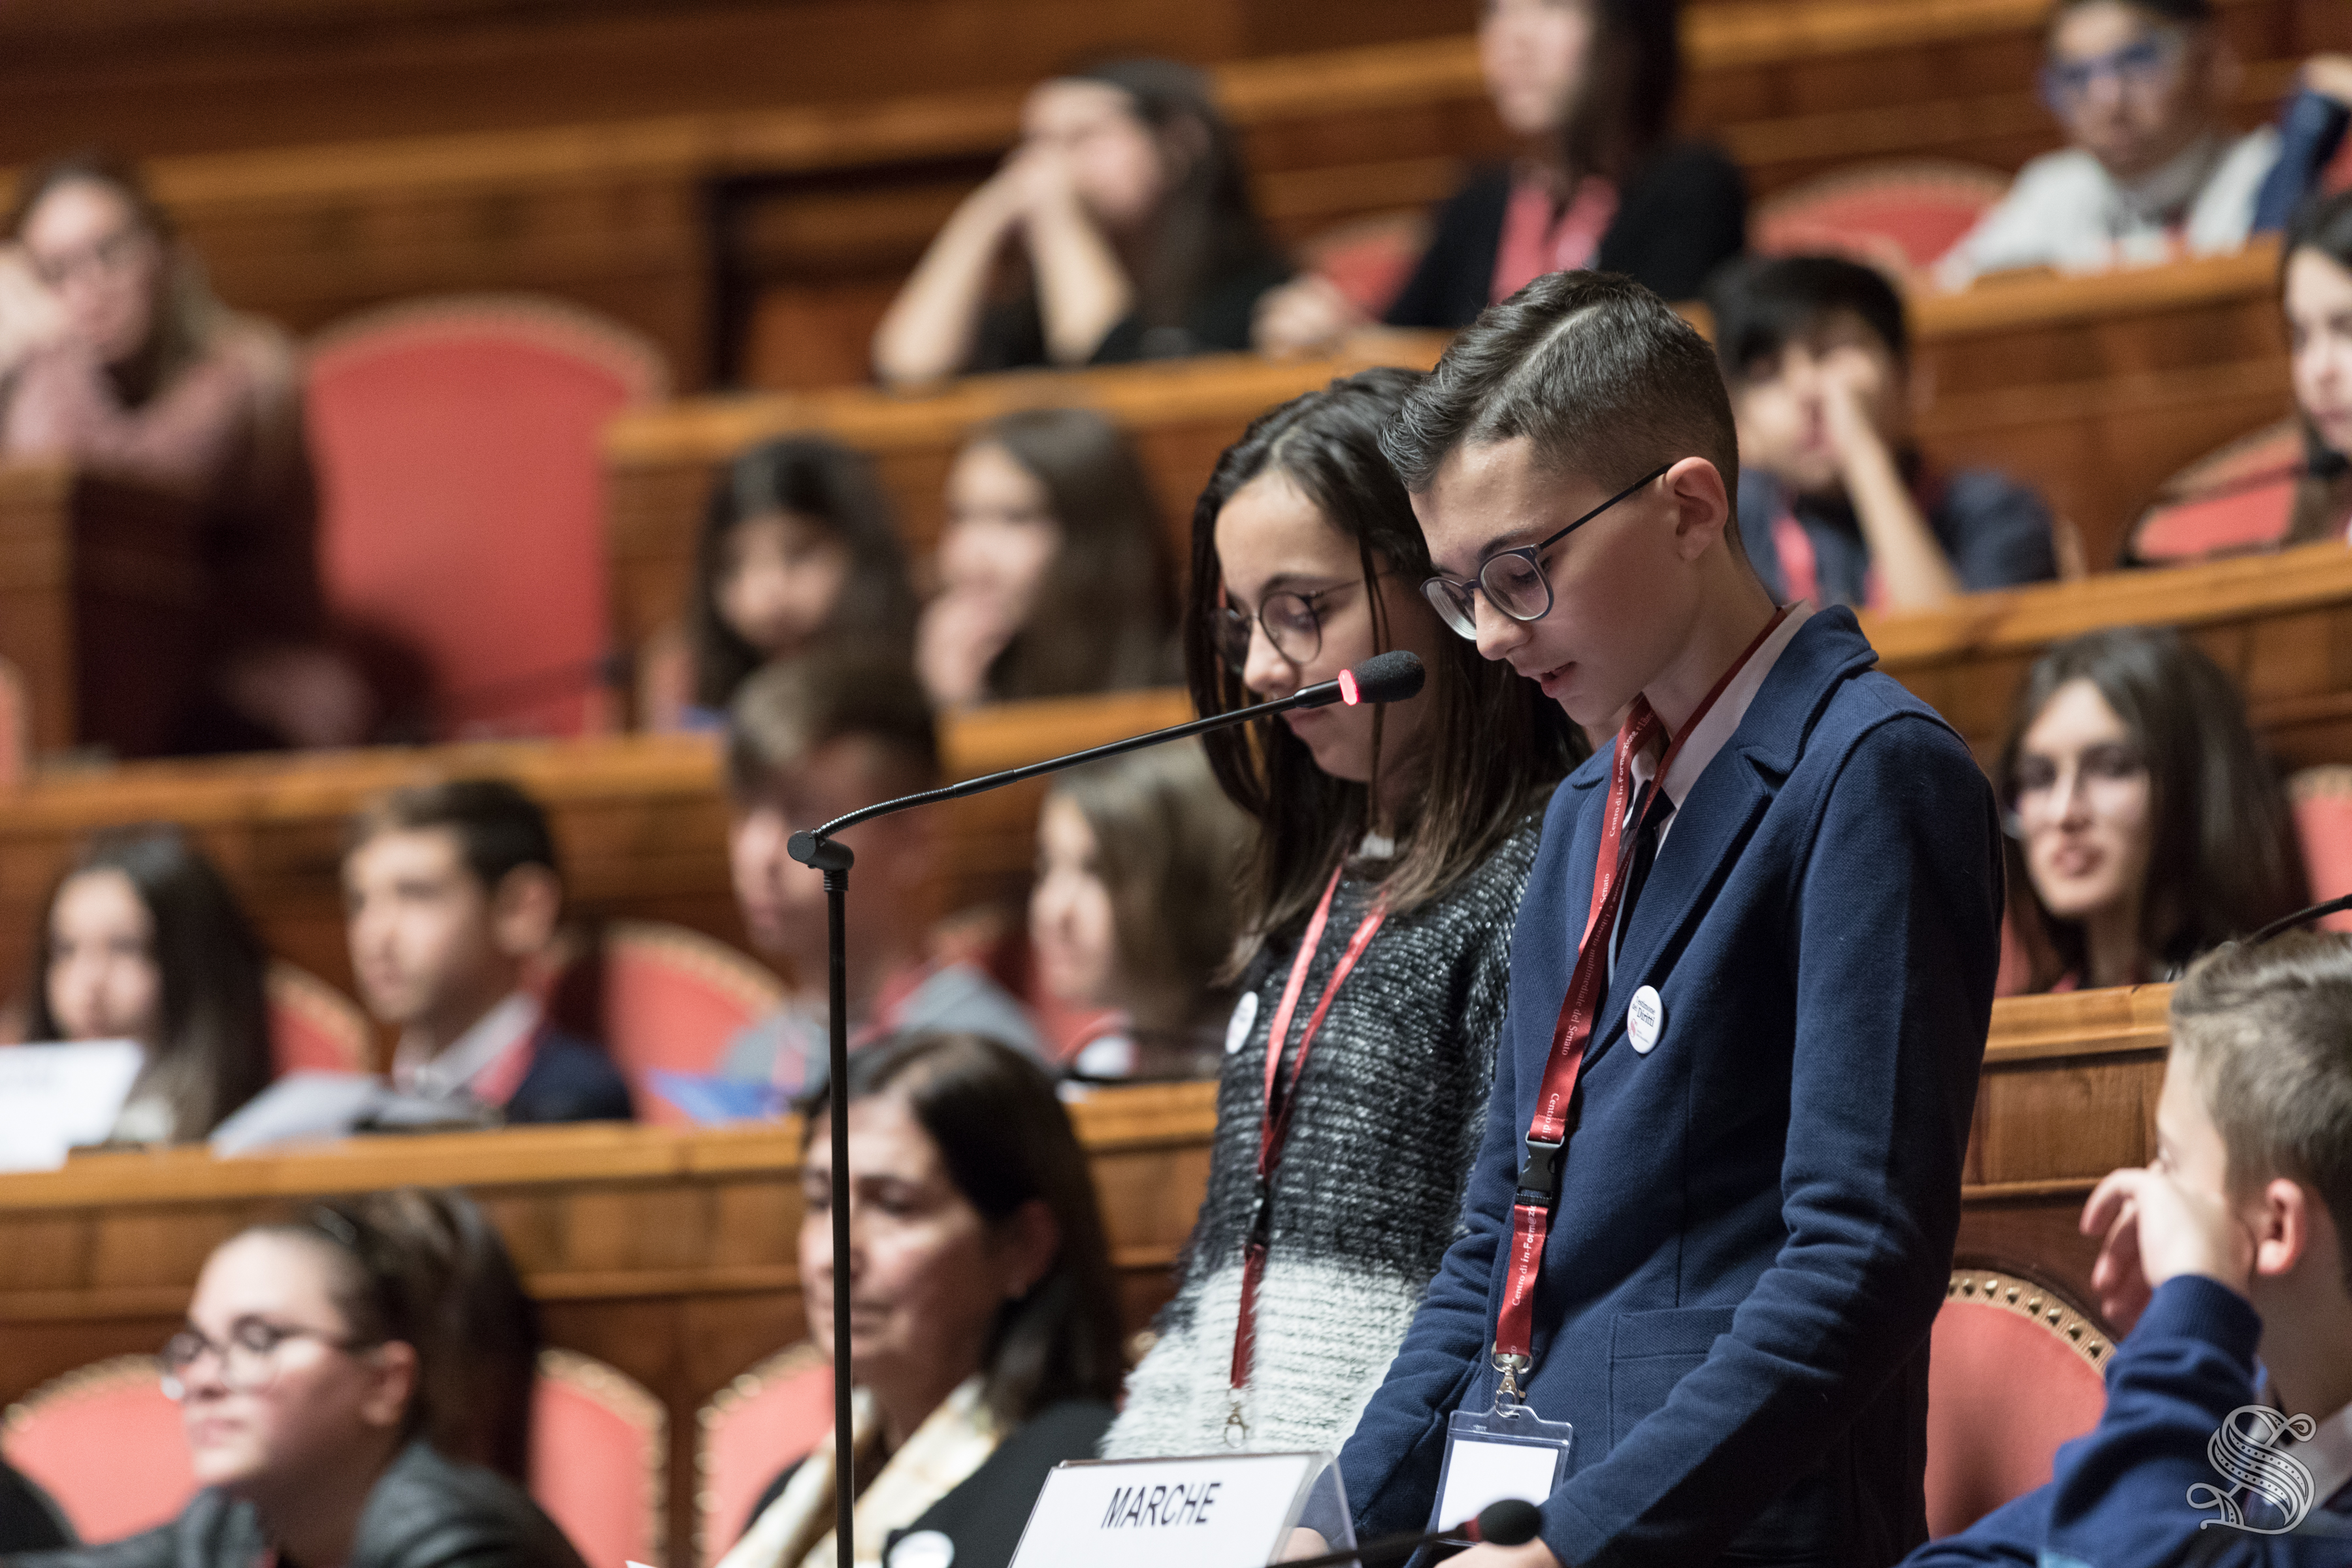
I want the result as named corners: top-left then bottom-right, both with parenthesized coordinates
top-left (783, 651), bottom-right (1426, 1568)
top-left (1273, 1497), bottom-right (1544, 1567)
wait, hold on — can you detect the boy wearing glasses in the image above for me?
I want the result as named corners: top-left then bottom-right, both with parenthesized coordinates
top-left (1939, 0), bottom-right (2350, 287)
top-left (1315, 271), bottom-right (2004, 1566)
top-left (1708, 254), bottom-right (2057, 613)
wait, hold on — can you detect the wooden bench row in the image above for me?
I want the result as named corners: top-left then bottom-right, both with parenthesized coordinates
top-left (0, 983), bottom-right (2168, 1565)
top-left (30, 0), bottom-right (2334, 389)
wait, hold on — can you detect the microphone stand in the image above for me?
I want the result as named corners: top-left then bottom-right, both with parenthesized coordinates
top-left (786, 654), bottom-right (1423, 1568)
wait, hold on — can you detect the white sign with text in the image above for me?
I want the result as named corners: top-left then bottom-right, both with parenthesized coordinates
top-left (0, 1041), bottom-right (142, 1171)
top-left (1009, 1450), bottom-right (1327, 1568)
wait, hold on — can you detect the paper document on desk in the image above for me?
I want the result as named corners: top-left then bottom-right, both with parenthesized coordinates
top-left (0, 1041), bottom-right (143, 1170)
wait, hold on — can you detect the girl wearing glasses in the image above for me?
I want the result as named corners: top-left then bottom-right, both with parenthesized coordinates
top-left (16, 1192), bottom-right (574, 1568)
top-left (1997, 627), bottom-right (2305, 994)
top-left (1938, 0), bottom-right (2350, 287)
top-left (1102, 367), bottom-right (1582, 1460)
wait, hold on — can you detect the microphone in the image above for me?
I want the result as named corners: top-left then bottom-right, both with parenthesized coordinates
top-left (1276, 1498), bottom-right (1543, 1566)
top-left (786, 650), bottom-right (1426, 868)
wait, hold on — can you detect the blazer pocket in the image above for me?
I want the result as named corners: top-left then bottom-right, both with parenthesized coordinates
top-left (1607, 1305), bottom-right (1737, 1449)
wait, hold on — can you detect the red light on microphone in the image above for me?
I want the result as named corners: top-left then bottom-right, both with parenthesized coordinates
top-left (1339, 670), bottom-right (1362, 706)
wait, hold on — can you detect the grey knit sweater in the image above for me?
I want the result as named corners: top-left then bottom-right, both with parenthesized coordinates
top-left (1103, 816), bottom-right (1542, 1460)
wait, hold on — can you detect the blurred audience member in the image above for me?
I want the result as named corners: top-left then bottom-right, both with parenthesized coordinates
top-left (1939, 2), bottom-right (2352, 286)
top-left (7, 1195), bottom-right (579, 1568)
top-left (1030, 742), bottom-right (1249, 1080)
top-left (1710, 254), bottom-right (2058, 610)
top-left (1254, 0), bottom-right (1746, 355)
top-left (2283, 188), bottom-right (2352, 542)
top-left (720, 648), bottom-right (1040, 1096)
top-left (0, 152), bottom-right (368, 751)
top-left (915, 408), bottom-right (1174, 710)
top-left (1997, 628), bottom-right (2306, 994)
top-left (722, 1032), bottom-right (1123, 1568)
top-left (641, 436), bottom-right (918, 732)
top-left (344, 781), bottom-right (630, 1125)
top-left (21, 826), bottom-right (269, 1145)
top-left (874, 59), bottom-right (1289, 385)
top-left (0, 1466), bottom-right (67, 1554)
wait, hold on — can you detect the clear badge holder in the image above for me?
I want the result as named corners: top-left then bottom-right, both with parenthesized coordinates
top-left (1430, 1388), bottom-right (1574, 1539)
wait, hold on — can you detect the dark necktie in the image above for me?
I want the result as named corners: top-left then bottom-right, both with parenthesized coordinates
top-left (1612, 785), bottom-right (1674, 966)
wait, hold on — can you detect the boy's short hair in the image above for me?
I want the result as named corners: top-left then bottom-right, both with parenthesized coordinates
top-left (2170, 931), bottom-right (2352, 1293)
top-left (349, 779), bottom-right (560, 891)
top-left (1707, 253), bottom-right (1910, 381)
top-left (726, 645), bottom-right (939, 802)
top-left (1382, 270), bottom-right (1742, 531)
top-left (2048, 0), bottom-right (2212, 30)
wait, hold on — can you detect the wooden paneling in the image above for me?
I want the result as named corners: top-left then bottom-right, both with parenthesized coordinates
top-left (0, 987), bottom-right (2169, 1560)
top-left (0, 688), bottom-right (1193, 1010)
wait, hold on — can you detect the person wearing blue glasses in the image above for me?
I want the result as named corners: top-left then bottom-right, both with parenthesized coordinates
top-left (1938, 0), bottom-right (2351, 289)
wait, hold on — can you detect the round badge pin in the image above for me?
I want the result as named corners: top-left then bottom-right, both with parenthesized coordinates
top-left (1627, 985), bottom-right (1664, 1055)
top-left (1224, 990), bottom-right (1260, 1055)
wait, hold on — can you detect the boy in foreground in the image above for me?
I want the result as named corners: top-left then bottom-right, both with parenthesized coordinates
top-left (1911, 932), bottom-right (2352, 1563)
top-left (1312, 271), bottom-right (2004, 1564)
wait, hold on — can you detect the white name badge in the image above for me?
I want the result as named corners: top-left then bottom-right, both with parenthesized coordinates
top-left (1009, 1450), bottom-right (1347, 1568)
top-left (0, 1041), bottom-right (143, 1171)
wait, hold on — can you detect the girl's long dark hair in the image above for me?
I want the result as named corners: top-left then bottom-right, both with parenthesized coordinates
top-left (26, 826), bottom-right (269, 1139)
top-left (689, 436), bottom-right (917, 711)
top-left (973, 406), bottom-right (1175, 700)
top-left (1995, 628), bottom-right (2307, 990)
top-left (801, 1032), bottom-right (1126, 1427)
top-left (1064, 57), bottom-right (1284, 340)
top-left (2283, 189), bottom-right (2352, 544)
top-left (1184, 367), bottom-right (1583, 956)
top-left (1559, 0), bottom-right (1682, 188)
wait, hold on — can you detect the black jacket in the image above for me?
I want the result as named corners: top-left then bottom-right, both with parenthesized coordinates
top-left (5, 1443), bottom-right (585, 1568)
top-left (506, 1024), bottom-right (633, 1126)
top-left (1384, 140), bottom-right (1748, 326)
top-left (0, 1465), bottom-right (68, 1556)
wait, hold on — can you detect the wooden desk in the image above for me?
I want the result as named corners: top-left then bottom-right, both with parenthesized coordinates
top-left (0, 689), bottom-right (1194, 1007)
top-left (0, 988), bottom-right (2164, 1560)
top-left (1864, 540), bottom-right (2352, 770)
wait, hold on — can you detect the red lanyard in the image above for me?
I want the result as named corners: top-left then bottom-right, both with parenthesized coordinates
top-left (1493, 606), bottom-right (1794, 1392)
top-left (1230, 862), bottom-right (1390, 1397)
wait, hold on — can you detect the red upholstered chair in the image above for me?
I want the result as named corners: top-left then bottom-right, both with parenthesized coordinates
top-left (2, 1356), bottom-right (195, 1543)
top-left (551, 921), bottom-right (786, 1122)
top-left (267, 960), bottom-right (376, 1075)
top-left (306, 296), bottom-right (666, 742)
top-left (2290, 768), bottom-right (2352, 932)
top-left (1755, 160), bottom-right (2012, 276)
top-left (531, 1349), bottom-right (666, 1568)
top-left (2125, 418), bottom-right (2305, 565)
top-left (1295, 210), bottom-right (1433, 319)
top-left (1926, 1262), bottom-right (2114, 1537)
top-left (694, 1344), bottom-right (833, 1567)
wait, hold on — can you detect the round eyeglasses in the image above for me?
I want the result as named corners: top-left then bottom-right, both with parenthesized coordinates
top-left (1213, 576), bottom-right (1383, 669)
top-left (158, 1320), bottom-right (371, 1399)
top-left (1420, 464), bottom-right (1671, 640)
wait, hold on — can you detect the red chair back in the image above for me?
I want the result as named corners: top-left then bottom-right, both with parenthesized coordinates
top-left (553, 921), bottom-right (786, 1122)
top-left (306, 296), bottom-right (665, 741)
top-left (2291, 768), bottom-right (2352, 933)
top-left (2127, 418), bottom-right (2304, 565)
top-left (694, 1345), bottom-right (833, 1566)
top-left (1, 1357), bottom-right (195, 1543)
top-left (267, 960), bottom-right (375, 1076)
top-left (530, 1349), bottom-right (666, 1568)
top-left (1926, 1264), bottom-right (2113, 1537)
top-left (1755, 160), bottom-right (2011, 276)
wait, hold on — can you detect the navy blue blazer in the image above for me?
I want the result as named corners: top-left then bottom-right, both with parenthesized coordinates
top-left (1337, 608), bottom-right (2002, 1567)
top-left (506, 1024), bottom-right (632, 1125)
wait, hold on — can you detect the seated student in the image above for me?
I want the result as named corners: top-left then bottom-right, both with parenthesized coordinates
top-left (2283, 189), bottom-right (2352, 542)
top-left (718, 648), bottom-right (1041, 1096)
top-left (1909, 930), bottom-right (2352, 1563)
top-left (20, 826), bottom-right (269, 1145)
top-left (1254, 0), bottom-right (1748, 355)
top-left (1998, 627), bottom-right (2306, 993)
top-left (640, 436), bottom-right (918, 733)
top-left (721, 1032), bottom-right (1123, 1568)
top-left (1939, 1), bottom-right (2352, 287)
top-left (344, 781), bottom-right (630, 1125)
top-left (914, 408), bottom-right (1175, 710)
top-left (872, 58), bottom-right (1290, 385)
top-left (1710, 253), bottom-right (2059, 611)
top-left (1030, 742), bottom-right (1249, 1080)
top-left (4, 1193), bottom-right (581, 1568)
top-left (0, 153), bottom-right (368, 751)
top-left (1316, 272), bottom-right (2001, 1566)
